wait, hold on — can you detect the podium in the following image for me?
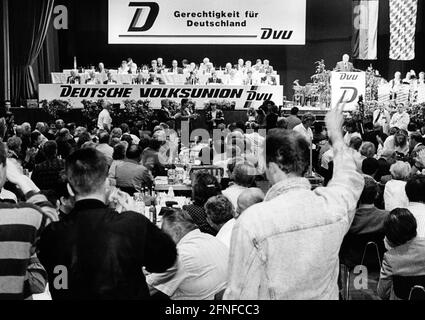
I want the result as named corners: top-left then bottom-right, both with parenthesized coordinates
top-left (330, 72), bottom-right (366, 111)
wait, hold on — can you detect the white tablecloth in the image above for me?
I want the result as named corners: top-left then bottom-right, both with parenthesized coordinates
top-left (51, 71), bottom-right (280, 86)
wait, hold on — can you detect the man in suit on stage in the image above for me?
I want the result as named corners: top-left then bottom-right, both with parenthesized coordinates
top-left (146, 73), bottom-right (166, 85)
top-left (334, 54), bottom-right (355, 72)
top-left (168, 60), bottom-right (183, 74)
top-left (206, 103), bottom-right (224, 131)
top-left (261, 70), bottom-right (277, 85)
top-left (207, 71), bottom-right (223, 85)
top-left (67, 70), bottom-right (81, 84)
top-left (103, 72), bottom-right (117, 85)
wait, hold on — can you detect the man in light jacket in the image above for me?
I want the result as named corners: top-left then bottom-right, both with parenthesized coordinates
top-left (224, 104), bottom-right (364, 300)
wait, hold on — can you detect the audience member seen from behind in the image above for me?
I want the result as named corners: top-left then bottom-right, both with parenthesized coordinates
top-left (235, 188), bottom-right (265, 219)
top-left (37, 148), bottom-right (177, 300)
top-left (405, 175), bottom-right (425, 238)
top-left (384, 161), bottom-right (410, 212)
top-left (146, 208), bottom-right (228, 300)
top-left (183, 171), bottom-right (222, 236)
top-left (377, 208), bottom-right (425, 300)
top-left (0, 144), bottom-right (58, 300)
top-left (205, 195), bottom-right (236, 248)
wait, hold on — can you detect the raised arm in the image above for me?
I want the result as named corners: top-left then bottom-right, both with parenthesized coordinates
top-left (6, 159), bottom-right (58, 224)
top-left (314, 104), bottom-right (364, 228)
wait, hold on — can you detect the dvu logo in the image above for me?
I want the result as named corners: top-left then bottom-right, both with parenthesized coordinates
top-left (260, 28), bottom-right (293, 40)
top-left (338, 86), bottom-right (358, 104)
top-left (128, 2), bottom-right (159, 32)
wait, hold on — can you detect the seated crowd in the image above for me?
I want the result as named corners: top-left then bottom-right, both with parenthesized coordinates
top-left (1, 99), bottom-right (425, 300)
top-left (66, 57), bottom-right (278, 86)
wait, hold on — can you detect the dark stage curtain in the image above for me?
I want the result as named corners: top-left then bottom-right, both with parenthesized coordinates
top-left (33, 22), bottom-right (60, 86)
top-left (10, 0), bottom-right (55, 106)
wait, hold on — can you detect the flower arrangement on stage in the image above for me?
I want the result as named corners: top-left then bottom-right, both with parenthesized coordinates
top-left (120, 99), bottom-right (153, 120)
top-left (40, 99), bottom-right (71, 119)
top-left (365, 66), bottom-right (385, 102)
top-left (81, 99), bottom-right (104, 127)
top-left (203, 100), bottom-right (236, 111)
top-left (80, 99), bottom-right (155, 129)
top-left (410, 103), bottom-right (425, 125)
top-left (311, 60), bottom-right (331, 107)
top-left (362, 100), bottom-right (378, 118)
top-left (117, 99), bottom-right (154, 128)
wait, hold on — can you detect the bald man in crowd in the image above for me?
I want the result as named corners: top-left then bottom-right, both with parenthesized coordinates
top-left (235, 188), bottom-right (265, 218)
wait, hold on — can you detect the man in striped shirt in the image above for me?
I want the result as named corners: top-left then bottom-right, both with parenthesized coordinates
top-left (0, 143), bottom-right (58, 300)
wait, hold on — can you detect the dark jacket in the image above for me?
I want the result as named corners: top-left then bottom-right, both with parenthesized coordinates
top-left (67, 76), bottom-right (81, 84)
top-left (31, 158), bottom-right (65, 191)
top-left (207, 77), bottom-right (222, 84)
top-left (38, 199), bottom-right (177, 300)
top-left (168, 67), bottom-right (183, 74)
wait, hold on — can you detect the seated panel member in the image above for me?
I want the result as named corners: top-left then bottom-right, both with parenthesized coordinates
top-left (149, 59), bottom-right (159, 74)
top-left (334, 54), bottom-right (355, 72)
top-left (127, 58), bottom-right (138, 74)
top-left (243, 69), bottom-right (258, 85)
top-left (225, 70), bottom-right (242, 85)
top-left (207, 70), bottom-right (223, 85)
top-left (168, 60), bottom-right (183, 74)
top-left (181, 59), bottom-right (189, 70)
top-left (104, 72), bottom-right (117, 85)
top-left (118, 60), bottom-right (130, 74)
top-left (85, 71), bottom-right (101, 85)
top-left (67, 70), bottom-right (81, 84)
top-left (146, 73), bottom-right (166, 85)
top-left (261, 70), bottom-right (277, 85)
top-left (253, 59), bottom-right (263, 72)
top-left (260, 59), bottom-right (274, 74)
top-left (223, 63), bottom-right (234, 75)
top-left (98, 62), bottom-right (106, 74)
top-left (234, 58), bottom-right (245, 72)
top-left (157, 57), bottom-right (166, 73)
top-left (185, 72), bottom-right (200, 85)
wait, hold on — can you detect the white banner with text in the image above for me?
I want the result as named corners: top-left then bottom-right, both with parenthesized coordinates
top-left (39, 84), bottom-right (283, 109)
top-left (108, 0), bottom-right (306, 45)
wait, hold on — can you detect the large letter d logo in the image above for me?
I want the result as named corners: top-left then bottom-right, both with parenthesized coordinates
top-left (128, 2), bottom-right (159, 32)
top-left (338, 87), bottom-right (358, 104)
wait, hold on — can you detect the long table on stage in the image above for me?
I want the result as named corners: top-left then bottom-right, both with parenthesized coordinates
top-left (51, 71), bottom-right (281, 87)
top-left (39, 84), bottom-right (284, 110)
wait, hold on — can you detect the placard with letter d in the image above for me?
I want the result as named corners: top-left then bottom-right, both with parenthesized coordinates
top-left (331, 71), bottom-right (366, 111)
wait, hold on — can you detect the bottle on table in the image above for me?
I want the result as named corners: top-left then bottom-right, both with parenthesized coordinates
top-left (149, 205), bottom-right (157, 225)
top-left (168, 186), bottom-right (175, 198)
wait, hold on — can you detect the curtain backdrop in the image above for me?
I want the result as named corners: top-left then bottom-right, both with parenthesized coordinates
top-left (33, 21), bottom-right (60, 86)
top-left (10, 0), bottom-right (55, 106)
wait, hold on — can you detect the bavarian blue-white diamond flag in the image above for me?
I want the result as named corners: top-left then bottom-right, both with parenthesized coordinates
top-left (390, 0), bottom-right (418, 61)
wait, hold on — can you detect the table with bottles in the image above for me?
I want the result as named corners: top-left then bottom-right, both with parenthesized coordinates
top-left (153, 152), bottom-right (197, 195)
top-left (133, 186), bottom-right (192, 229)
